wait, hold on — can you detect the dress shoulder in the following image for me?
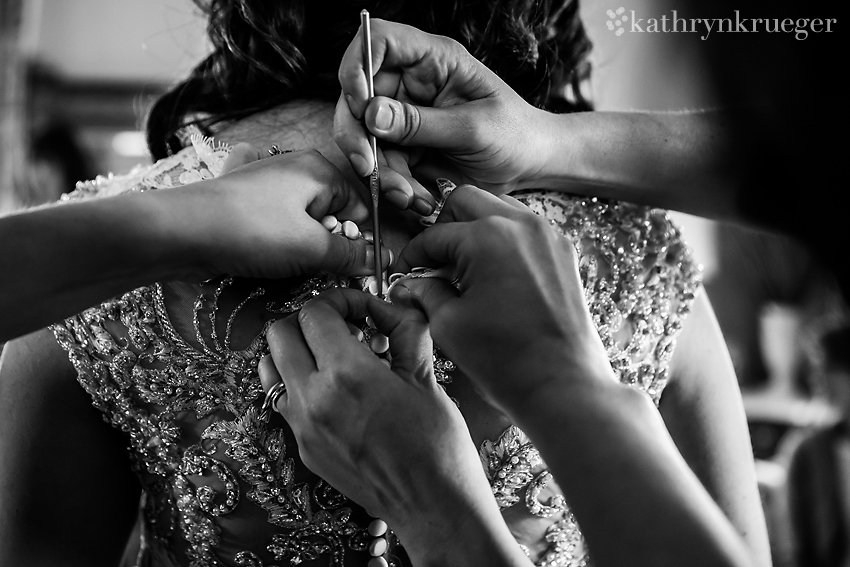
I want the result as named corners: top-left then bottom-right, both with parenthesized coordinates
top-left (514, 190), bottom-right (702, 403)
top-left (60, 129), bottom-right (230, 202)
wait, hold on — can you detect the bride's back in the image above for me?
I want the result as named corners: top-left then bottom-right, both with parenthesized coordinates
top-left (34, 109), bottom-right (699, 567)
top-left (0, 2), bottom-right (768, 567)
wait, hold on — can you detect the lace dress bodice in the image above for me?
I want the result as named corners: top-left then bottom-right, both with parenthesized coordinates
top-left (51, 135), bottom-right (701, 567)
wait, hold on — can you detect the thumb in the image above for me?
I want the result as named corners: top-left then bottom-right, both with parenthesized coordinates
top-left (315, 233), bottom-right (389, 278)
top-left (366, 97), bottom-right (471, 151)
top-left (389, 276), bottom-right (458, 320)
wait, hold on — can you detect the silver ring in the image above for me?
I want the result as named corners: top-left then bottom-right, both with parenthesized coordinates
top-left (267, 144), bottom-right (293, 157)
top-left (260, 380), bottom-right (288, 421)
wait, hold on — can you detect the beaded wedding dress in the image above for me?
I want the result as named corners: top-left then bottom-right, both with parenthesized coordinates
top-left (51, 133), bottom-right (701, 567)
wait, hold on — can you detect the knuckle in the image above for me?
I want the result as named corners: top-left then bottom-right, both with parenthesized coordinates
top-left (340, 241), bottom-right (363, 273)
top-left (447, 183), bottom-right (477, 202)
top-left (400, 103), bottom-right (422, 144)
top-left (478, 214), bottom-right (511, 235)
top-left (266, 319), bottom-right (289, 345)
top-left (338, 63), bottom-right (362, 89)
top-left (297, 301), bottom-right (320, 327)
top-left (472, 216), bottom-right (514, 251)
top-left (439, 35), bottom-right (469, 57)
top-left (458, 110), bottom-right (485, 144)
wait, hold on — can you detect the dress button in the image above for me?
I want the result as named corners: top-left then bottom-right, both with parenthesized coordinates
top-left (342, 220), bottom-right (361, 240)
top-left (369, 537), bottom-right (388, 556)
top-left (368, 518), bottom-right (388, 537)
top-left (367, 557), bottom-right (388, 567)
top-left (370, 333), bottom-right (389, 354)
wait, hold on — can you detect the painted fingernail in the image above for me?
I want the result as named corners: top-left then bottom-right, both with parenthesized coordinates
top-left (347, 322), bottom-right (364, 342)
top-left (374, 102), bottom-right (394, 131)
top-left (350, 153), bottom-right (372, 177)
top-left (413, 196), bottom-right (435, 215)
top-left (342, 220), bottom-right (360, 240)
top-left (384, 190), bottom-right (410, 209)
top-left (321, 215), bottom-right (339, 231)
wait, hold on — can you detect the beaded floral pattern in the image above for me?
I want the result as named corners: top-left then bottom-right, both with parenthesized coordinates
top-left (51, 135), bottom-right (700, 567)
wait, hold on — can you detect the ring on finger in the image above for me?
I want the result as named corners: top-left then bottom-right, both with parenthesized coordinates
top-left (260, 380), bottom-right (288, 422)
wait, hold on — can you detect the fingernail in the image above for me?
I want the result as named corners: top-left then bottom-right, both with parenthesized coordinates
top-left (367, 277), bottom-right (381, 296)
top-left (385, 190), bottom-right (410, 209)
top-left (321, 215), bottom-right (339, 231)
top-left (350, 153), bottom-right (371, 177)
top-left (374, 102), bottom-right (394, 131)
top-left (413, 196), bottom-right (435, 216)
top-left (341, 220), bottom-right (360, 240)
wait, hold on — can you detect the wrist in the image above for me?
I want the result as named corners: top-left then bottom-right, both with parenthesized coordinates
top-left (493, 347), bottom-right (621, 425)
top-left (525, 111), bottom-right (632, 196)
top-left (477, 329), bottom-right (616, 419)
top-left (375, 429), bottom-right (532, 567)
top-left (520, 110), bottom-right (582, 189)
top-left (133, 183), bottom-right (216, 281)
top-left (392, 488), bottom-right (532, 567)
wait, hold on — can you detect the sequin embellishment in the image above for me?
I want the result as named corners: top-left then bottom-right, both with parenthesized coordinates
top-left (52, 134), bottom-right (700, 567)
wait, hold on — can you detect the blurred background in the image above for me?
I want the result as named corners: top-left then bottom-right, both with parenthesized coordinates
top-left (0, 1), bottom-right (846, 565)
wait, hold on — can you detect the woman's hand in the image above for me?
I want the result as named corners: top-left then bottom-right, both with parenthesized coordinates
top-left (391, 185), bottom-right (614, 413)
top-left (0, 145), bottom-right (389, 342)
top-left (171, 145), bottom-right (389, 281)
top-left (334, 19), bottom-right (551, 209)
top-left (258, 288), bottom-right (531, 567)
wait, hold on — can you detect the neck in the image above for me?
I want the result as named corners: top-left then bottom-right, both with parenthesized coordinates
top-left (214, 100), bottom-right (342, 165)
top-left (212, 99), bottom-right (426, 260)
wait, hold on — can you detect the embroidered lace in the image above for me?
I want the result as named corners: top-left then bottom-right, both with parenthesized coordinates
top-left (51, 134), bottom-right (701, 567)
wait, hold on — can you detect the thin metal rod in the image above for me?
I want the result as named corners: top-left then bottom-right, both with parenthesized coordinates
top-left (361, 10), bottom-right (383, 298)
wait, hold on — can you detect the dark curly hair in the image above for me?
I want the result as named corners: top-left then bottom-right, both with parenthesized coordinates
top-left (146, 0), bottom-right (593, 160)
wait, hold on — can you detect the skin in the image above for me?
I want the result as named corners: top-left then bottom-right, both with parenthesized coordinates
top-left (259, 291), bottom-right (532, 567)
top-left (0, 329), bottom-right (140, 567)
top-left (0, 100), bottom-right (767, 565)
top-left (258, 187), bottom-right (758, 567)
top-left (0, 103), bottom-right (415, 567)
top-left (0, 147), bottom-right (388, 343)
top-left (331, 21), bottom-right (771, 563)
top-left (334, 19), bottom-right (744, 223)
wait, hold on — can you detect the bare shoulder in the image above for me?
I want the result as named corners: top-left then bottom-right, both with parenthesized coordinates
top-left (663, 291), bottom-right (772, 567)
top-left (0, 329), bottom-right (139, 567)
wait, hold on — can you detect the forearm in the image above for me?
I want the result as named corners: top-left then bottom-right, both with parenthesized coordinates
top-left (502, 374), bottom-right (754, 567)
top-left (530, 110), bottom-right (743, 221)
top-left (0, 189), bottom-right (200, 341)
top-left (389, 475), bottom-right (533, 567)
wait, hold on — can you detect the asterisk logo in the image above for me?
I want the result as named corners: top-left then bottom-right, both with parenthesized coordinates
top-left (606, 7), bottom-right (628, 36)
